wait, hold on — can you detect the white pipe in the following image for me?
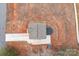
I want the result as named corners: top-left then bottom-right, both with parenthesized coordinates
top-left (74, 3), bottom-right (79, 43)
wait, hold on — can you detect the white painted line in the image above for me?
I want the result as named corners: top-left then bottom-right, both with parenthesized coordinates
top-left (74, 3), bottom-right (79, 43)
top-left (5, 33), bottom-right (51, 45)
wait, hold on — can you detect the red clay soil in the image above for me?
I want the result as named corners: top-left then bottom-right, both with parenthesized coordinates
top-left (6, 3), bottom-right (79, 55)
